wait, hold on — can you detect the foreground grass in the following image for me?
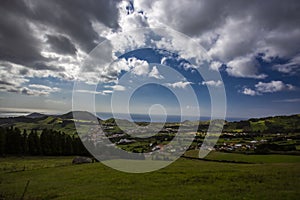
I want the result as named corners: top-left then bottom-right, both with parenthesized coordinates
top-left (0, 156), bottom-right (299, 200)
top-left (0, 157), bottom-right (72, 173)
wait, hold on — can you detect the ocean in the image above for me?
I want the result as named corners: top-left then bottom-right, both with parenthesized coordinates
top-left (96, 112), bottom-right (245, 122)
top-left (0, 111), bottom-right (245, 122)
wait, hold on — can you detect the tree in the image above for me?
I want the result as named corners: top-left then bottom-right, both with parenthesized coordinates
top-left (0, 127), bottom-right (6, 156)
top-left (21, 129), bottom-right (28, 155)
top-left (28, 130), bottom-right (40, 155)
top-left (40, 129), bottom-right (51, 155)
top-left (64, 135), bottom-right (73, 155)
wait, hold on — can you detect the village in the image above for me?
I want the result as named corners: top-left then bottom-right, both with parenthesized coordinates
top-left (77, 119), bottom-right (300, 158)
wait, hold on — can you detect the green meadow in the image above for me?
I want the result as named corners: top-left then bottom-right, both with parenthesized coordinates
top-left (185, 150), bottom-right (300, 163)
top-left (1, 154), bottom-right (300, 200)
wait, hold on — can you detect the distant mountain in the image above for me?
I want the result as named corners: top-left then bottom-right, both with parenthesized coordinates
top-left (26, 112), bottom-right (46, 119)
top-left (58, 111), bottom-right (100, 121)
top-left (0, 111), bottom-right (101, 134)
top-left (0, 111), bottom-right (299, 134)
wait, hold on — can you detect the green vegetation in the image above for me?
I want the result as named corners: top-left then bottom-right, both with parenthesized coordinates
top-left (0, 127), bottom-right (89, 157)
top-left (1, 112), bottom-right (300, 199)
top-left (0, 156), bottom-right (72, 172)
top-left (223, 114), bottom-right (300, 133)
top-left (185, 150), bottom-right (300, 163)
top-left (0, 111), bottom-right (95, 135)
top-left (0, 157), bottom-right (299, 199)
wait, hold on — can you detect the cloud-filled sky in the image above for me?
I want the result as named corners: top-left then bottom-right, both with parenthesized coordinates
top-left (0, 0), bottom-right (299, 119)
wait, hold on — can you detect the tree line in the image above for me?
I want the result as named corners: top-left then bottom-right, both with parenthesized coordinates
top-left (0, 126), bottom-right (89, 156)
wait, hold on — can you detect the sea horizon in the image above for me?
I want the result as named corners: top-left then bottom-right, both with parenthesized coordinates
top-left (0, 111), bottom-right (247, 122)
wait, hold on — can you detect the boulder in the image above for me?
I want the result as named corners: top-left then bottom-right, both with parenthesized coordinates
top-left (72, 156), bottom-right (92, 164)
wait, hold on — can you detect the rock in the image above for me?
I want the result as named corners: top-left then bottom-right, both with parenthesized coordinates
top-left (72, 156), bottom-right (92, 164)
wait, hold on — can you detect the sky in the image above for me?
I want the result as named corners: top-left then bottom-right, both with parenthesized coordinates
top-left (0, 0), bottom-right (299, 119)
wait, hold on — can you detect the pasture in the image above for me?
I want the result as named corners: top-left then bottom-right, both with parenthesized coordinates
top-left (0, 154), bottom-right (300, 199)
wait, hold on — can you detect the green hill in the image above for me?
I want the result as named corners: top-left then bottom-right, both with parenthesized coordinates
top-left (0, 111), bottom-right (99, 135)
top-left (1, 112), bottom-right (300, 135)
top-left (223, 114), bottom-right (300, 133)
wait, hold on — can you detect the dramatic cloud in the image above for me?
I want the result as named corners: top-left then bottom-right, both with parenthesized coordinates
top-left (0, 0), bottom-right (121, 92)
top-left (272, 54), bottom-right (300, 75)
top-left (226, 56), bottom-right (267, 79)
top-left (134, 0), bottom-right (300, 78)
top-left (0, 83), bottom-right (60, 96)
top-left (46, 34), bottom-right (77, 55)
top-left (1, 0), bottom-right (120, 56)
top-left (0, 0), bottom-right (299, 100)
top-left (242, 81), bottom-right (295, 96)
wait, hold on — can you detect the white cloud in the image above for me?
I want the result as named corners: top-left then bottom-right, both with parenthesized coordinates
top-left (96, 57), bottom-right (150, 85)
top-left (273, 98), bottom-right (300, 103)
top-left (29, 84), bottom-right (58, 91)
top-left (226, 56), bottom-right (267, 79)
top-left (209, 61), bottom-right (222, 71)
top-left (128, 57), bottom-right (150, 76)
top-left (1, 0), bottom-right (300, 99)
top-left (0, 66), bottom-right (61, 97)
top-left (149, 66), bottom-right (164, 79)
top-left (166, 81), bottom-right (193, 89)
top-left (104, 84), bottom-right (126, 91)
top-left (133, 0), bottom-right (300, 79)
top-left (242, 80), bottom-right (295, 96)
top-left (272, 54), bottom-right (300, 75)
top-left (27, 84), bottom-right (60, 96)
top-left (255, 81), bottom-right (295, 93)
top-left (117, 1), bottom-right (149, 31)
top-left (1, 86), bottom-right (59, 96)
top-left (242, 88), bottom-right (258, 96)
top-left (102, 90), bottom-right (114, 94)
top-left (76, 89), bottom-right (113, 96)
top-left (45, 99), bottom-right (66, 105)
top-left (202, 80), bottom-right (223, 87)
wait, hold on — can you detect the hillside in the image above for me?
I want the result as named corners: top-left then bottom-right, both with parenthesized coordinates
top-left (0, 112), bottom-right (300, 135)
top-left (0, 111), bottom-right (99, 135)
top-left (223, 114), bottom-right (300, 133)
top-left (26, 112), bottom-right (47, 119)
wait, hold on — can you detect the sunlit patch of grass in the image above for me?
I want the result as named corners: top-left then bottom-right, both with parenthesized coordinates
top-left (0, 156), bottom-right (299, 199)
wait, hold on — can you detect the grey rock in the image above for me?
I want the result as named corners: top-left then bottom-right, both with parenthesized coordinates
top-left (72, 156), bottom-right (92, 164)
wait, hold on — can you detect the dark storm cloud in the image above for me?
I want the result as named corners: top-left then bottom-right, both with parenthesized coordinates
top-left (0, 0), bottom-right (121, 68)
top-left (29, 0), bottom-right (121, 52)
top-left (0, 81), bottom-right (14, 86)
top-left (0, 3), bottom-right (45, 66)
top-left (150, 0), bottom-right (300, 38)
top-left (46, 34), bottom-right (77, 55)
top-left (31, 62), bottom-right (65, 72)
top-left (129, 0), bottom-right (300, 79)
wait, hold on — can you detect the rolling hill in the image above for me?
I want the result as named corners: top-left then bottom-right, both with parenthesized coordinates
top-left (0, 112), bottom-right (299, 134)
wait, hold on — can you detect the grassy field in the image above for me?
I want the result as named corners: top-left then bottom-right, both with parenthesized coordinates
top-left (0, 155), bottom-right (300, 200)
top-left (185, 150), bottom-right (300, 163)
